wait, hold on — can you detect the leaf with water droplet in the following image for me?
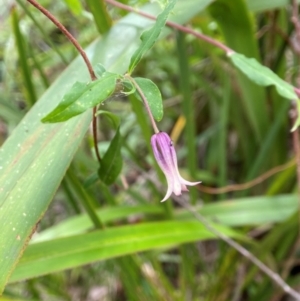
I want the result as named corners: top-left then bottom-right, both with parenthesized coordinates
top-left (229, 52), bottom-right (297, 100)
top-left (134, 77), bottom-right (163, 121)
top-left (41, 72), bottom-right (119, 123)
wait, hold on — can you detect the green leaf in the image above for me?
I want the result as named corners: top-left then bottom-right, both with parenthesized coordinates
top-left (95, 110), bottom-right (123, 185)
top-left (128, 0), bottom-right (176, 74)
top-left (196, 194), bottom-right (297, 226)
top-left (95, 110), bottom-right (120, 129)
top-left (31, 205), bottom-right (164, 242)
top-left (121, 79), bottom-right (136, 96)
top-left (10, 220), bottom-right (241, 282)
top-left (209, 0), bottom-right (268, 145)
top-left (134, 77), bottom-right (163, 121)
top-left (31, 194), bottom-right (297, 244)
top-left (85, 0), bottom-right (112, 34)
top-left (98, 127), bottom-right (123, 185)
top-left (41, 72), bottom-right (118, 123)
top-left (63, 0), bottom-right (83, 15)
top-left (229, 52), bottom-right (297, 100)
top-left (12, 8), bottom-right (37, 106)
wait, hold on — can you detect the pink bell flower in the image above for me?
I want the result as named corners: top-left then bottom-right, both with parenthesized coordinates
top-left (151, 132), bottom-right (201, 202)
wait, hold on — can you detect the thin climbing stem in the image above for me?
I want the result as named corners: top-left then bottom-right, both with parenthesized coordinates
top-left (128, 76), bottom-right (160, 134)
top-left (27, 0), bottom-right (101, 163)
top-left (27, 0), bottom-right (96, 80)
top-left (105, 0), bottom-right (232, 54)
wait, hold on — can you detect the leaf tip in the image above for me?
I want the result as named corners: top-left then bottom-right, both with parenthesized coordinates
top-left (41, 116), bottom-right (50, 123)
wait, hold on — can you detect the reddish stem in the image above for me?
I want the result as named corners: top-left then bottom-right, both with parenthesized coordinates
top-left (105, 0), bottom-right (233, 54)
top-left (27, 0), bottom-right (101, 162)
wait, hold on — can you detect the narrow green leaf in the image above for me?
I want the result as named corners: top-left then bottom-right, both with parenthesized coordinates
top-left (42, 73), bottom-right (118, 123)
top-left (95, 110), bottom-right (120, 129)
top-left (291, 100), bottom-right (300, 132)
top-left (31, 194), bottom-right (298, 244)
top-left (86, 0), bottom-right (112, 34)
top-left (134, 77), bottom-right (163, 121)
top-left (16, 0), bottom-right (68, 65)
top-left (98, 127), bottom-right (123, 185)
top-left (32, 205), bottom-right (164, 243)
top-left (95, 110), bottom-right (123, 185)
top-left (128, 0), bottom-right (176, 74)
top-left (10, 220), bottom-right (240, 282)
top-left (210, 0), bottom-right (269, 144)
top-left (66, 169), bottom-right (105, 229)
top-left (229, 52), bottom-right (297, 100)
top-left (63, 0), bottom-right (83, 15)
top-left (11, 8), bottom-right (37, 106)
top-left (176, 31), bottom-right (197, 204)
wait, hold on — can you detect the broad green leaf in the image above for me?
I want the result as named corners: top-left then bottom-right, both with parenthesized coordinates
top-left (42, 73), bottom-right (118, 123)
top-left (0, 0), bottom-right (216, 292)
top-left (229, 52), bottom-right (297, 100)
top-left (98, 127), bottom-right (122, 185)
top-left (10, 220), bottom-right (241, 282)
top-left (128, 0), bottom-right (176, 74)
top-left (134, 77), bottom-right (163, 121)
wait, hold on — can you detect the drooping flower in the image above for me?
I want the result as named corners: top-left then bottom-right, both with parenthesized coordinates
top-left (151, 132), bottom-right (201, 202)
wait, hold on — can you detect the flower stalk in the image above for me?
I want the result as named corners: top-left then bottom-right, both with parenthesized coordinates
top-left (128, 76), bottom-right (160, 134)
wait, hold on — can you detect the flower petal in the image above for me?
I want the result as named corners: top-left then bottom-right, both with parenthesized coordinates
top-left (161, 179), bottom-right (173, 202)
top-left (151, 132), bottom-right (201, 202)
top-left (181, 184), bottom-right (189, 192)
top-left (179, 176), bottom-right (201, 187)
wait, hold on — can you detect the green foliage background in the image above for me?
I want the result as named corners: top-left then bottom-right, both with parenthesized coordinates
top-left (1, 0), bottom-right (300, 300)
